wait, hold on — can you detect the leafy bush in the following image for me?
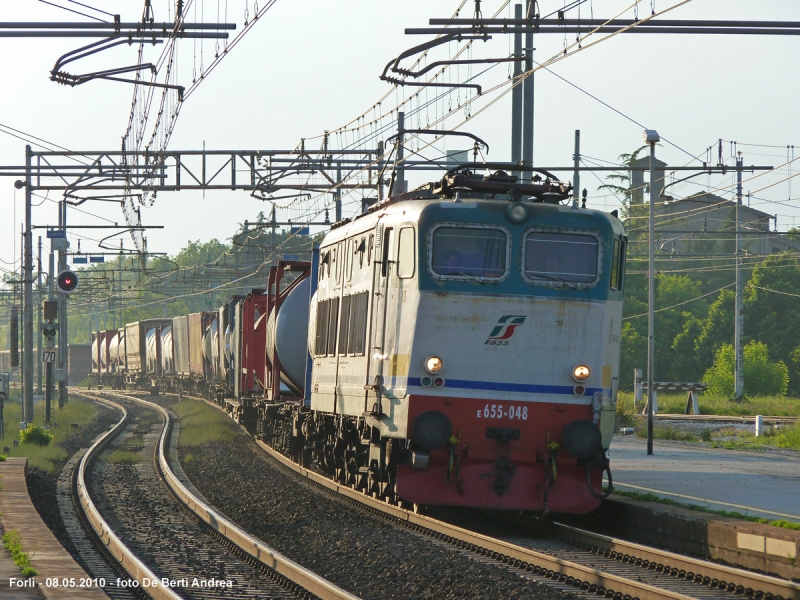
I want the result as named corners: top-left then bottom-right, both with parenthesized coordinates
top-left (19, 424), bottom-right (54, 447)
top-left (700, 428), bottom-right (713, 442)
top-left (703, 341), bottom-right (789, 397)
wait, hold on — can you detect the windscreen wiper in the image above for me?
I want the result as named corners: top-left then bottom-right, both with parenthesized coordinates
top-left (530, 273), bottom-right (578, 289)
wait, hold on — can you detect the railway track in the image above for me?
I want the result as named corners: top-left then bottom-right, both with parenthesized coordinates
top-left (71, 390), bottom-right (358, 600)
top-left (163, 392), bottom-right (800, 600)
top-left (255, 432), bottom-right (800, 600)
top-left (633, 414), bottom-right (798, 425)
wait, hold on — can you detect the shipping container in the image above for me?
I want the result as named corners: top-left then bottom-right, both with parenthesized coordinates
top-left (172, 315), bottom-right (190, 376)
top-left (108, 331), bottom-right (122, 371)
top-left (68, 343), bottom-right (92, 384)
top-left (91, 331), bottom-right (115, 374)
top-left (188, 312), bottom-right (218, 378)
top-left (218, 296), bottom-right (242, 391)
top-left (124, 319), bottom-right (172, 373)
top-left (91, 332), bottom-right (100, 374)
top-left (237, 290), bottom-right (268, 398)
top-left (161, 326), bottom-right (174, 375)
top-left (99, 330), bottom-right (117, 373)
top-left (145, 323), bottom-right (171, 376)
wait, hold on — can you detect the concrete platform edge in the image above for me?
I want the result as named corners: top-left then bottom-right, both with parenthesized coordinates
top-left (570, 494), bottom-right (800, 581)
top-left (0, 457), bottom-right (110, 599)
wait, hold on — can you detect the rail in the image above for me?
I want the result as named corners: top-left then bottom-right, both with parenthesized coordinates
top-left (84, 390), bottom-right (360, 600)
top-left (73, 391), bottom-right (183, 600)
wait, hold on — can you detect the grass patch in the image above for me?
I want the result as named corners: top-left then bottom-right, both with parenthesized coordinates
top-left (106, 450), bottom-right (143, 464)
top-left (609, 488), bottom-right (800, 532)
top-left (171, 399), bottom-right (240, 448)
top-left (0, 397), bottom-right (100, 473)
top-left (2, 530), bottom-right (38, 577)
top-left (635, 424), bottom-right (697, 442)
top-left (774, 423), bottom-right (800, 450)
top-left (618, 391), bottom-right (800, 417)
top-left (617, 392), bottom-right (800, 451)
top-left (706, 424), bottom-right (800, 452)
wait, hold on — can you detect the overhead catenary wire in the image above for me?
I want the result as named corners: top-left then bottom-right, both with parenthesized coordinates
top-left (622, 282), bottom-right (735, 321)
top-left (276, 0), bottom-right (700, 234)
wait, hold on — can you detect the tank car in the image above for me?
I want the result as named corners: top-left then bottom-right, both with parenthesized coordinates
top-left (253, 166), bottom-right (625, 514)
top-left (124, 319), bottom-right (172, 389)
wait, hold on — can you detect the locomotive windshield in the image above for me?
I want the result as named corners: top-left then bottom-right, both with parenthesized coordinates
top-left (524, 231), bottom-right (598, 284)
top-left (430, 225), bottom-right (507, 278)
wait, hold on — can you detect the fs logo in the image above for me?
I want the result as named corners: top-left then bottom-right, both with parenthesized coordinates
top-left (485, 315), bottom-right (526, 345)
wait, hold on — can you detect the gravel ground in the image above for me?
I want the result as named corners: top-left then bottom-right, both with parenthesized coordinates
top-left (26, 397), bottom-right (119, 563)
top-left (179, 428), bottom-right (575, 600)
top-left (90, 399), bottom-right (299, 599)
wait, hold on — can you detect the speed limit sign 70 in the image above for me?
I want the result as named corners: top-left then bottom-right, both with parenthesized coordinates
top-left (42, 348), bottom-right (57, 363)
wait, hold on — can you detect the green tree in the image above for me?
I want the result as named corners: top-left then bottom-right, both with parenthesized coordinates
top-left (695, 289), bottom-right (734, 365)
top-left (703, 341), bottom-right (789, 397)
top-left (670, 316), bottom-right (706, 382)
top-left (619, 321), bottom-right (646, 389)
top-left (173, 238), bottom-right (230, 268)
top-left (743, 253), bottom-right (800, 395)
top-left (618, 274), bottom-right (710, 387)
top-left (598, 145), bottom-right (648, 220)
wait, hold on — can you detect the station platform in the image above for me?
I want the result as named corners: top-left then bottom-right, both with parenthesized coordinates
top-left (0, 457), bottom-right (109, 599)
top-left (607, 435), bottom-right (800, 524)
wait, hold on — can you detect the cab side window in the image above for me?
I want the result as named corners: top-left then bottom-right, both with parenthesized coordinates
top-left (397, 227), bottom-right (415, 278)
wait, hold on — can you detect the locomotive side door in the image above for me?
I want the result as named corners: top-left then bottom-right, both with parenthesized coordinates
top-left (366, 224), bottom-right (393, 414)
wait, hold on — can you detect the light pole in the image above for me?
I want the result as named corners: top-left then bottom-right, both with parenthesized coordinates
top-left (16, 144), bottom-right (34, 424)
top-left (643, 129), bottom-right (660, 456)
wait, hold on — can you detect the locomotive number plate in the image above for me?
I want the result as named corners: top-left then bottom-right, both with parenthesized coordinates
top-left (477, 403), bottom-right (528, 420)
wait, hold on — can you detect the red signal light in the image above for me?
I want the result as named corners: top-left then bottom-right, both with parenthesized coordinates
top-left (57, 269), bottom-right (79, 293)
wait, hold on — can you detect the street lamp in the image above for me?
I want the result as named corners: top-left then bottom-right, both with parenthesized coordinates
top-left (643, 129), bottom-right (660, 456)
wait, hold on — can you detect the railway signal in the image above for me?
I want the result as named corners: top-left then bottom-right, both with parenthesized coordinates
top-left (56, 269), bottom-right (79, 293)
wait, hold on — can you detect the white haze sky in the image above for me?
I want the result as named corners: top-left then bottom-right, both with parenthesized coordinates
top-left (1, 0), bottom-right (799, 275)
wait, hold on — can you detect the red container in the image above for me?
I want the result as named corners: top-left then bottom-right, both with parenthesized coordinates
top-left (238, 290), bottom-right (268, 397)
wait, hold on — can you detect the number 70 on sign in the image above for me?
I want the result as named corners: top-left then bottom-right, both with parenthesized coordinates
top-left (42, 348), bottom-right (57, 363)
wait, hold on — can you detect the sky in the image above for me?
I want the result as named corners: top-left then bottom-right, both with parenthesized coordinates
top-left (2, 0), bottom-right (799, 277)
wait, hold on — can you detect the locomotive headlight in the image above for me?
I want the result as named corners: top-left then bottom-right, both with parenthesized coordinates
top-left (425, 355), bottom-right (444, 374)
top-left (506, 201), bottom-right (528, 223)
top-left (572, 364), bottom-right (591, 382)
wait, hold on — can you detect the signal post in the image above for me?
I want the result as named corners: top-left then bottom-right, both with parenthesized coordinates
top-left (42, 301), bottom-right (58, 424)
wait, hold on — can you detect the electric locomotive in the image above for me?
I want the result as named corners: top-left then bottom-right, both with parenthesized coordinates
top-left (266, 165), bottom-right (625, 514)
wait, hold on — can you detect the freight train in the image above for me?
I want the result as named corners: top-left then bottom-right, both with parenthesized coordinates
top-left (91, 165), bottom-right (626, 514)
top-left (0, 344), bottom-right (91, 385)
